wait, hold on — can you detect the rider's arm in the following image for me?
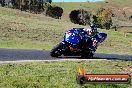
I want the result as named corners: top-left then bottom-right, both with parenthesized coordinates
top-left (92, 32), bottom-right (107, 47)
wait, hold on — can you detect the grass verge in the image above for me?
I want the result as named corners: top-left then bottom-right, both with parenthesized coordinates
top-left (0, 61), bottom-right (132, 88)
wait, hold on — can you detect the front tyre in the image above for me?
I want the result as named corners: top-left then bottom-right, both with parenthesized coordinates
top-left (50, 43), bottom-right (64, 57)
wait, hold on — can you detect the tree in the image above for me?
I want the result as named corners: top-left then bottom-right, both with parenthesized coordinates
top-left (69, 9), bottom-right (91, 25)
top-left (94, 8), bottom-right (113, 30)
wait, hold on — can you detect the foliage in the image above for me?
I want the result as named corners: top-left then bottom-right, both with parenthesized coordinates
top-left (94, 8), bottom-right (113, 30)
top-left (45, 3), bottom-right (63, 19)
top-left (1, 0), bottom-right (63, 19)
top-left (69, 9), bottom-right (92, 25)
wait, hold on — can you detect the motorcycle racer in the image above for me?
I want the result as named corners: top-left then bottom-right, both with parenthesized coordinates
top-left (50, 25), bottom-right (107, 58)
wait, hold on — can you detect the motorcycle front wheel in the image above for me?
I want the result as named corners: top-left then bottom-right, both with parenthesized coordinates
top-left (50, 43), bottom-right (64, 57)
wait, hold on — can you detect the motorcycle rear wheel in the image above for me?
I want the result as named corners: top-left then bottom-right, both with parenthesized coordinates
top-left (81, 50), bottom-right (93, 59)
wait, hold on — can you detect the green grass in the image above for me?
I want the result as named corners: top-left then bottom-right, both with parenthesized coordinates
top-left (0, 61), bottom-right (131, 88)
top-left (0, 7), bottom-right (132, 55)
top-left (52, 2), bottom-right (101, 11)
top-left (96, 29), bottom-right (132, 55)
top-left (0, 7), bottom-right (83, 50)
top-left (52, 0), bottom-right (132, 13)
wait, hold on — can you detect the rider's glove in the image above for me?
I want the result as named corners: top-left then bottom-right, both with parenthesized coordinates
top-left (93, 40), bottom-right (98, 47)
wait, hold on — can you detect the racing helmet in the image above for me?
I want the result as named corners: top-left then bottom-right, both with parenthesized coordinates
top-left (84, 25), bottom-right (97, 36)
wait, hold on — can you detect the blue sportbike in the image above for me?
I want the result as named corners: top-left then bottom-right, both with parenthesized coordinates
top-left (50, 28), bottom-right (107, 58)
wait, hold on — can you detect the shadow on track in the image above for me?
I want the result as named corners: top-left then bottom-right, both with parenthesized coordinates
top-left (58, 53), bottom-right (132, 61)
top-left (94, 53), bottom-right (132, 61)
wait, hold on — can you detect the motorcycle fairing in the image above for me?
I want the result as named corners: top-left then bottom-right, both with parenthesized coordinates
top-left (92, 33), bottom-right (107, 44)
top-left (64, 29), bottom-right (81, 45)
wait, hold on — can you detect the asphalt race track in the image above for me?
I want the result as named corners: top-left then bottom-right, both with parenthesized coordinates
top-left (0, 48), bottom-right (131, 63)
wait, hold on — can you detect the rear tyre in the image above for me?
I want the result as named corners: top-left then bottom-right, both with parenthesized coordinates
top-left (81, 50), bottom-right (93, 59)
top-left (50, 43), bottom-right (64, 57)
